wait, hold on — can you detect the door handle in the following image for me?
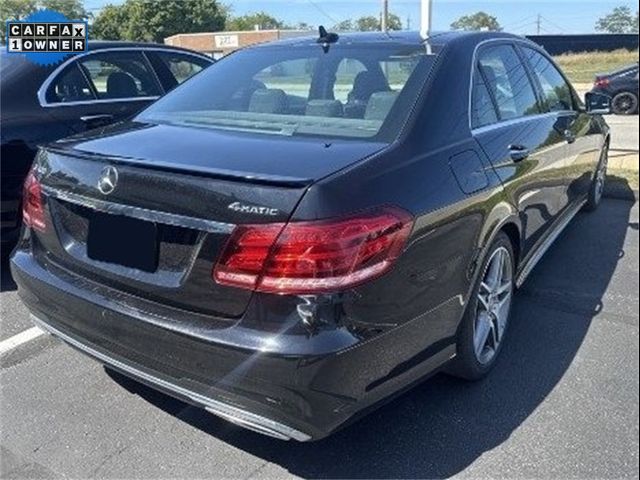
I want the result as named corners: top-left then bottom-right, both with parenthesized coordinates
top-left (508, 144), bottom-right (530, 162)
top-left (80, 114), bottom-right (114, 128)
top-left (564, 129), bottom-right (576, 144)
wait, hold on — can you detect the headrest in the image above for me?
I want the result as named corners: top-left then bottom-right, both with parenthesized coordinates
top-left (364, 91), bottom-right (399, 121)
top-left (248, 88), bottom-right (288, 114)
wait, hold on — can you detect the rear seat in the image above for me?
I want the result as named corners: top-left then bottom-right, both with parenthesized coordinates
top-left (248, 88), bottom-right (288, 114)
top-left (305, 100), bottom-right (343, 117)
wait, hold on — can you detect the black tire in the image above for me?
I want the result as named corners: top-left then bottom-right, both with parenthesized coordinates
top-left (584, 143), bottom-right (609, 212)
top-left (611, 91), bottom-right (638, 115)
top-left (447, 232), bottom-right (516, 381)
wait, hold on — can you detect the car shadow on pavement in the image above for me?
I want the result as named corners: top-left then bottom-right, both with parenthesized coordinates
top-left (1, 257), bottom-right (17, 292)
top-left (107, 197), bottom-right (635, 479)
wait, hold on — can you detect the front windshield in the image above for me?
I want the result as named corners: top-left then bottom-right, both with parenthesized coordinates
top-left (137, 43), bottom-right (436, 141)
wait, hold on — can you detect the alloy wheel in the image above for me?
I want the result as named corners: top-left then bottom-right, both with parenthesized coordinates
top-left (473, 246), bottom-right (513, 365)
top-left (594, 146), bottom-right (608, 204)
top-left (612, 93), bottom-right (638, 115)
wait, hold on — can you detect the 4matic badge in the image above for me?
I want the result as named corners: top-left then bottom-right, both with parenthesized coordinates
top-left (228, 201), bottom-right (279, 216)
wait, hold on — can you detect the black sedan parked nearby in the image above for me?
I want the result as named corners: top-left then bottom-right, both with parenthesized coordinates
top-left (591, 63), bottom-right (639, 115)
top-left (1, 42), bottom-right (213, 252)
top-left (11, 30), bottom-right (610, 441)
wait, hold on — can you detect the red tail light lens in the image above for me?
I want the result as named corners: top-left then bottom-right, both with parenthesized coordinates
top-left (22, 170), bottom-right (46, 232)
top-left (594, 78), bottom-right (610, 88)
top-left (214, 207), bottom-right (413, 294)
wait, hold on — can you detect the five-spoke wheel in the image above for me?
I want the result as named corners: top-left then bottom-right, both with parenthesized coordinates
top-left (474, 246), bottom-right (513, 365)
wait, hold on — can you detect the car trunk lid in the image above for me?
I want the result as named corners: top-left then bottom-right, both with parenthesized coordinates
top-left (33, 148), bottom-right (309, 319)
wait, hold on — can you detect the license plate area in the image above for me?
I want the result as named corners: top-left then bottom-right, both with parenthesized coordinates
top-left (87, 211), bottom-right (159, 272)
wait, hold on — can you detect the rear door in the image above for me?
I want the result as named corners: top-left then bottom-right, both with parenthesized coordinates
top-left (471, 42), bottom-right (568, 254)
top-left (43, 50), bottom-right (162, 132)
top-left (519, 46), bottom-right (599, 208)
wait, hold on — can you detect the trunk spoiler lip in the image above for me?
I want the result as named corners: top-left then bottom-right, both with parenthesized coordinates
top-left (42, 145), bottom-right (315, 189)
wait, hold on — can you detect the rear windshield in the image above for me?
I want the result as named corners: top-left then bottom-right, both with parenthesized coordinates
top-left (137, 43), bottom-right (436, 141)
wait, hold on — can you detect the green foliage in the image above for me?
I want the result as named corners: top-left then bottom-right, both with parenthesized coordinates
top-left (90, 4), bottom-right (126, 41)
top-left (334, 13), bottom-right (402, 32)
top-left (1, 0), bottom-right (89, 40)
top-left (91, 0), bottom-right (226, 43)
top-left (451, 11), bottom-right (502, 31)
top-left (595, 5), bottom-right (639, 34)
top-left (333, 19), bottom-right (354, 31)
top-left (226, 11), bottom-right (287, 31)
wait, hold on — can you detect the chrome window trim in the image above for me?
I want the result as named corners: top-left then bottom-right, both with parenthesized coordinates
top-left (468, 37), bottom-right (564, 133)
top-left (43, 186), bottom-right (234, 234)
top-left (471, 111), bottom-right (560, 135)
top-left (37, 47), bottom-right (212, 107)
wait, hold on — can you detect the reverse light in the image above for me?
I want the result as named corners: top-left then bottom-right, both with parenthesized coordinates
top-left (214, 207), bottom-right (413, 295)
top-left (22, 169), bottom-right (46, 232)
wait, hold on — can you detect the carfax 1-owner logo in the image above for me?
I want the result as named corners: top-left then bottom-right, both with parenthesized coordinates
top-left (5, 9), bottom-right (88, 66)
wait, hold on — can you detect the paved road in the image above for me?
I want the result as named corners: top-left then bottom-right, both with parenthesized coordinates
top-left (1, 198), bottom-right (638, 479)
top-left (607, 115), bottom-right (639, 153)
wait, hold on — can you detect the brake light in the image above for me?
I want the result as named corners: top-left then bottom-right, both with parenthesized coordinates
top-left (22, 169), bottom-right (46, 232)
top-left (594, 78), bottom-right (610, 88)
top-left (214, 207), bottom-right (413, 294)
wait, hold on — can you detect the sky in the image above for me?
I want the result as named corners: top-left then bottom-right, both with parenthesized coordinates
top-left (83, 0), bottom-right (640, 35)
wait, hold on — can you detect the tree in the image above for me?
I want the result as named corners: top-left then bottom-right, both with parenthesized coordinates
top-left (226, 11), bottom-right (287, 31)
top-left (40, 0), bottom-right (88, 19)
top-left (295, 22), bottom-right (314, 31)
top-left (342, 13), bottom-right (402, 32)
top-left (333, 19), bottom-right (354, 31)
top-left (1, 0), bottom-right (89, 40)
top-left (91, 0), bottom-right (226, 42)
top-left (91, 4), bottom-right (127, 40)
top-left (595, 6), bottom-right (639, 34)
top-left (451, 11), bottom-right (502, 31)
top-left (385, 13), bottom-right (402, 31)
top-left (355, 15), bottom-right (379, 31)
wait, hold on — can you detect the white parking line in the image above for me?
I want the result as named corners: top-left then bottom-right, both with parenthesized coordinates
top-left (0, 326), bottom-right (45, 355)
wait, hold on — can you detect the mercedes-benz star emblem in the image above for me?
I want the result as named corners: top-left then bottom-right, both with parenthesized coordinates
top-left (97, 166), bottom-right (118, 195)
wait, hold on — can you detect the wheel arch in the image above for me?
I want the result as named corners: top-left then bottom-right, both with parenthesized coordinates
top-left (468, 203), bottom-right (523, 302)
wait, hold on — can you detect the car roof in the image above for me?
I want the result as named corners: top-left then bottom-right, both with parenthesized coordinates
top-left (608, 63), bottom-right (639, 75)
top-left (250, 30), bottom-right (531, 49)
top-left (86, 40), bottom-right (210, 57)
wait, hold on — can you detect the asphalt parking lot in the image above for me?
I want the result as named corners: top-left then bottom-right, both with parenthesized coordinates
top-left (1, 117), bottom-right (638, 479)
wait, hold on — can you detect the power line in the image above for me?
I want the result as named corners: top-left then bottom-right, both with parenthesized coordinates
top-left (305, 0), bottom-right (340, 26)
top-left (540, 15), bottom-right (567, 33)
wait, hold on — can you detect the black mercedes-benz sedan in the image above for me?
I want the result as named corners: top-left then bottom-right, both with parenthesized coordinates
top-left (11, 30), bottom-right (610, 441)
top-left (590, 63), bottom-right (639, 115)
top-left (1, 42), bottom-right (213, 252)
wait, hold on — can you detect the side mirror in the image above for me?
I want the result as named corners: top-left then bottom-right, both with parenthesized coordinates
top-left (584, 92), bottom-right (611, 115)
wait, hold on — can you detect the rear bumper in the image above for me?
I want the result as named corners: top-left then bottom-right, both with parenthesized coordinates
top-left (10, 249), bottom-right (347, 440)
top-left (29, 313), bottom-right (310, 441)
top-left (11, 242), bottom-right (457, 440)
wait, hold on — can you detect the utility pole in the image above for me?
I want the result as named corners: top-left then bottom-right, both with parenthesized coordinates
top-left (536, 14), bottom-right (541, 34)
top-left (381, 0), bottom-right (388, 32)
top-left (420, 0), bottom-right (432, 38)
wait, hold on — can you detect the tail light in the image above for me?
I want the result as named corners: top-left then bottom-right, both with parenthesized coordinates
top-left (214, 207), bottom-right (413, 294)
top-left (22, 169), bottom-right (46, 232)
top-left (594, 77), bottom-right (610, 88)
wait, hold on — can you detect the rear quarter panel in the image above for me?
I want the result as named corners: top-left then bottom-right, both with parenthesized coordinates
top-left (288, 37), bottom-right (522, 400)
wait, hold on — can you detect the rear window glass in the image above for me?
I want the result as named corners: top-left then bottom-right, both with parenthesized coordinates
top-left (138, 44), bottom-right (436, 141)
